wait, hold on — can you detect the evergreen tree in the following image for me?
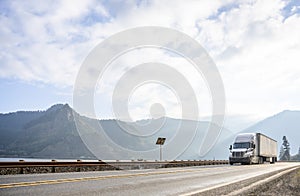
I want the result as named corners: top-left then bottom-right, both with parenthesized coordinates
top-left (280, 136), bottom-right (291, 161)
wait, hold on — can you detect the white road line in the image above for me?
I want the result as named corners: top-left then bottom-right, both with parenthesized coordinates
top-left (180, 165), bottom-right (300, 196)
top-left (228, 166), bottom-right (299, 195)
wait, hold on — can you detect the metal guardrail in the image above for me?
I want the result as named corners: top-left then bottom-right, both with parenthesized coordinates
top-left (0, 160), bottom-right (229, 175)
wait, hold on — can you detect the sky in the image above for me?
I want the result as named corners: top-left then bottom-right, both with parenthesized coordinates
top-left (1, 0), bottom-right (300, 130)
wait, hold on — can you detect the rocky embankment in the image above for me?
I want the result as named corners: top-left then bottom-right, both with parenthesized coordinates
top-left (246, 167), bottom-right (300, 195)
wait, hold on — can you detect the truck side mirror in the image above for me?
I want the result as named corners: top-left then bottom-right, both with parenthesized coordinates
top-left (229, 145), bottom-right (232, 150)
top-left (253, 144), bottom-right (255, 148)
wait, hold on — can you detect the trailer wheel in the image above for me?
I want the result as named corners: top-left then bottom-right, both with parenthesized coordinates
top-left (270, 157), bottom-right (275, 164)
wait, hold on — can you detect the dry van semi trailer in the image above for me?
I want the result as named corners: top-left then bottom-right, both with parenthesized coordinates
top-left (229, 133), bottom-right (277, 165)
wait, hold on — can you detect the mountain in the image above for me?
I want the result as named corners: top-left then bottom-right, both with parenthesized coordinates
top-left (1, 105), bottom-right (299, 160)
top-left (0, 110), bottom-right (44, 148)
top-left (1, 104), bottom-right (94, 159)
top-left (0, 104), bottom-right (233, 160)
top-left (241, 110), bottom-right (300, 155)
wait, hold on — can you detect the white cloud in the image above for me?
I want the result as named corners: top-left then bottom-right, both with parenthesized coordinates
top-left (1, 0), bottom-right (300, 120)
top-left (0, 0), bottom-right (109, 86)
top-left (203, 0), bottom-right (300, 118)
top-left (94, 47), bottom-right (212, 120)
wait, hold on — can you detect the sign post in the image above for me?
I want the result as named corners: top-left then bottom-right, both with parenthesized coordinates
top-left (156, 137), bottom-right (166, 161)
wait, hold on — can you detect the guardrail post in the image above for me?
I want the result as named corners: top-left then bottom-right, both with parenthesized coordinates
top-left (19, 167), bottom-right (23, 174)
top-left (51, 160), bottom-right (56, 173)
top-left (76, 160), bottom-right (82, 172)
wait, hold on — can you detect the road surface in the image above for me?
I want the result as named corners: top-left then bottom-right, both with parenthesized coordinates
top-left (0, 162), bottom-right (299, 195)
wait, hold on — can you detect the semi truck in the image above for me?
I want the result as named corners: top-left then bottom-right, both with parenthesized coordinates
top-left (229, 133), bottom-right (277, 165)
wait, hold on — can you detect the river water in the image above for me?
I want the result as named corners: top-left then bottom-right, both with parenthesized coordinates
top-left (0, 158), bottom-right (101, 162)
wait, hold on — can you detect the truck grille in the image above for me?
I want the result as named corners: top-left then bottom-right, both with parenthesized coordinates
top-left (233, 152), bottom-right (244, 157)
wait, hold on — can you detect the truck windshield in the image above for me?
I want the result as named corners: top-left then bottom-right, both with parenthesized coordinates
top-left (233, 142), bottom-right (250, 149)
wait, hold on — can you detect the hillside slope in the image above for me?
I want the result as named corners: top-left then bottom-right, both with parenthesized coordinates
top-left (242, 110), bottom-right (300, 155)
top-left (0, 104), bottom-right (233, 160)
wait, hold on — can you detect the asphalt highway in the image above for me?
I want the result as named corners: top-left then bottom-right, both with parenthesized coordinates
top-left (1, 162), bottom-right (299, 196)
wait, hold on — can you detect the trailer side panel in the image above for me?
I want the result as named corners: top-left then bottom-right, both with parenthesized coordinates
top-left (258, 133), bottom-right (277, 157)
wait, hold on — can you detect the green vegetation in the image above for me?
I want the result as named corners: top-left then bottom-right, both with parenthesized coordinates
top-left (291, 147), bottom-right (300, 161)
